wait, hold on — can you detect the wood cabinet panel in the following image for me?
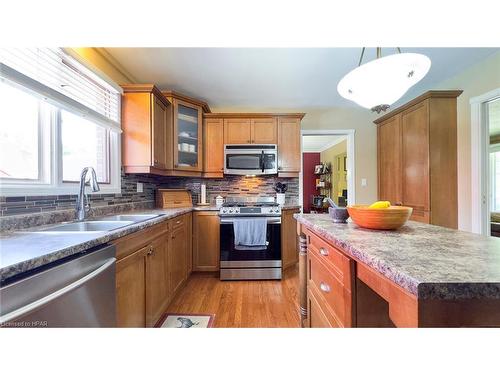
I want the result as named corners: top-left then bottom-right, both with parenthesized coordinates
top-left (146, 234), bottom-right (169, 327)
top-left (224, 118), bottom-right (252, 144)
top-left (169, 221), bottom-right (187, 297)
top-left (251, 118), bottom-right (277, 144)
top-left (203, 118), bottom-right (224, 174)
top-left (378, 115), bottom-right (402, 205)
top-left (278, 117), bottom-right (301, 173)
top-left (173, 98), bottom-right (203, 172)
top-left (281, 208), bottom-right (299, 269)
top-left (307, 286), bottom-right (336, 328)
top-left (193, 211), bottom-right (220, 271)
top-left (116, 246), bottom-right (148, 327)
top-left (151, 95), bottom-right (168, 169)
top-left (401, 101), bottom-right (430, 212)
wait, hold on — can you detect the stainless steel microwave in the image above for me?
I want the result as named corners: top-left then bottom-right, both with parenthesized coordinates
top-left (224, 144), bottom-right (278, 175)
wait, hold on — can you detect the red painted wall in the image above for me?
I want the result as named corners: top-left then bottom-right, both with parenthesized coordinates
top-left (302, 152), bottom-right (321, 213)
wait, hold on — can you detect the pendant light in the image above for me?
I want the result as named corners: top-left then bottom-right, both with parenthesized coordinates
top-left (337, 48), bottom-right (431, 113)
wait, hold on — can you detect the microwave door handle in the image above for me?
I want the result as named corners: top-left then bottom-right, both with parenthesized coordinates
top-left (261, 151), bottom-right (265, 172)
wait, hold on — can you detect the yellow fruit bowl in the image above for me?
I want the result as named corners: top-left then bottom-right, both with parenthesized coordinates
top-left (347, 205), bottom-right (413, 230)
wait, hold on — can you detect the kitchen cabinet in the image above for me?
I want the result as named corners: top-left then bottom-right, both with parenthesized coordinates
top-left (281, 208), bottom-right (300, 270)
top-left (169, 219), bottom-right (188, 296)
top-left (223, 118), bottom-right (278, 144)
top-left (116, 245), bottom-right (148, 328)
top-left (203, 117), bottom-right (224, 177)
top-left (278, 117), bottom-right (301, 176)
top-left (146, 233), bottom-right (169, 326)
top-left (122, 86), bottom-right (211, 177)
top-left (224, 118), bottom-right (252, 144)
top-left (377, 114), bottom-right (402, 206)
top-left (375, 90), bottom-right (462, 229)
top-left (121, 84), bottom-right (171, 173)
top-left (172, 98), bottom-right (203, 172)
top-left (251, 118), bottom-right (278, 143)
top-left (114, 213), bottom-right (191, 327)
top-left (193, 211), bottom-right (220, 271)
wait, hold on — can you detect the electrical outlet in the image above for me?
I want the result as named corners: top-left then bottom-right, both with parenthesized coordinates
top-left (361, 178), bottom-right (367, 187)
top-left (136, 182), bottom-right (143, 193)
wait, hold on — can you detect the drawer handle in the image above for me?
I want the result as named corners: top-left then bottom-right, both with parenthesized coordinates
top-left (319, 248), bottom-right (329, 256)
top-left (319, 282), bottom-right (331, 293)
top-left (176, 220), bottom-right (181, 224)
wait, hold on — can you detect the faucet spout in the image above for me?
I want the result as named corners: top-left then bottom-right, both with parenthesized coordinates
top-left (76, 167), bottom-right (100, 221)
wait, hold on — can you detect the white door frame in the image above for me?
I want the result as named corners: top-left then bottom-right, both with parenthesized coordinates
top-left (299, 129), bottom-right (356, 211)
top-left (470, 88), bottom-right (500, 235)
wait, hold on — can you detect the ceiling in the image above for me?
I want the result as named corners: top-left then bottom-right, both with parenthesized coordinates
top-left (105, 47), bottom-right (498, 109)
top-left (302, 135), bottom-right (346, 152)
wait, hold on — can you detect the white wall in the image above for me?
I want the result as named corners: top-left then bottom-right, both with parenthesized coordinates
top-left (432, 51), bottom-right (500, 231)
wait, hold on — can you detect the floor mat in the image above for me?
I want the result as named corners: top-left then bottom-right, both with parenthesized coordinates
top-left (156, 313), bottom-right (215, 328)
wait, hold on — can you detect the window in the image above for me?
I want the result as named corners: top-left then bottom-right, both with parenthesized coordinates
top-left (0, 48), bottom-right (122, 196)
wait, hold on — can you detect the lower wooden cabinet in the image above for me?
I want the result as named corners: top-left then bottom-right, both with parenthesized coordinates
top-left (169, 224), bottom-right (188, 297)
top-left (193, 211), bottom-right (220, 271)
top-left (146, 233), bottom-right (170, 327)
top-left (281, 208), bottom-right (300, 269)
top-left (116, 246), bottom-right (148, 328)
top-left (114, 213), bottom-right (191, 327)
top-left (305, 229), bottom-right (355, 328)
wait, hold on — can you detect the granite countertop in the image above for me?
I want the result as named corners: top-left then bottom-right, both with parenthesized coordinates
top-left (294, 214), bottom-right (500, 300)
top-left (0, 204), bottom-right (302, 283)
top-left (0, 207), bottom-right (192, 283)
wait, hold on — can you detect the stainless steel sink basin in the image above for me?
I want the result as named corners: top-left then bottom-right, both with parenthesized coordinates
top-left (39, 221), bottom-right (134, 232)
top-left (95, 214), bottom-right (161, 222)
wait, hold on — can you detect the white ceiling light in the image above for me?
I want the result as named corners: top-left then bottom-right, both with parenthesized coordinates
top-left (337, 48), bottom-right (431, 113)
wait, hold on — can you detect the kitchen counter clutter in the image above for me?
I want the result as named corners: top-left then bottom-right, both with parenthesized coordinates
top-left (294, 213), bottom-right (500, 327)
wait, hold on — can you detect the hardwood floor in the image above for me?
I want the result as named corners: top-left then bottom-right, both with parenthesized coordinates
top-left (166, 265), bottom-right (301, 328)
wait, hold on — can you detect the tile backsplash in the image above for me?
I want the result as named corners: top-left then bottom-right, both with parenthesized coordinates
top-left (0, 169), bottom-right (299, 217)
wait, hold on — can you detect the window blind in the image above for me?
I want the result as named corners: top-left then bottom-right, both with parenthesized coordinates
top-left (0, 48), bottom-right (121, 132)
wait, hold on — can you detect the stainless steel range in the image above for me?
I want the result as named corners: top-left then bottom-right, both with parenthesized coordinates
top-left (219, 197), bottom-right (282, 280)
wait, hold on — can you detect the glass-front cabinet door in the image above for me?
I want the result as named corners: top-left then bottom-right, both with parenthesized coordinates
top-left (173, 99), bottom-right (203, 171)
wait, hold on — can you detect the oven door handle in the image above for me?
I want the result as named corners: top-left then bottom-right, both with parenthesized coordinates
top-left (220, 217), bottom-right (281, 224)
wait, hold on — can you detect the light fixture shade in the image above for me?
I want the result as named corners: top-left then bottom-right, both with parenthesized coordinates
top-left (337, 53), bottom-right (431, 112)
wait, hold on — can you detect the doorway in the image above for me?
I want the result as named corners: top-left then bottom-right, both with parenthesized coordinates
top-left (299, 130), bottom-right (355, 213)
top-left (471, 88), bottom-right (500, 236)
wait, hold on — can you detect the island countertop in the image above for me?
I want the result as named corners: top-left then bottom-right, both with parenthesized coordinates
top-left (294, 214), bottom-right (500, 300)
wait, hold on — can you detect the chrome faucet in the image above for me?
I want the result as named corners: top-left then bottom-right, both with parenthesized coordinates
top-left (76, 167), bottom-right (100, 221)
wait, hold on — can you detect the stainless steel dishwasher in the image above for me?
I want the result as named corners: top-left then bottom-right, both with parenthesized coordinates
top-left (0, 244), bottom-right (116, 328)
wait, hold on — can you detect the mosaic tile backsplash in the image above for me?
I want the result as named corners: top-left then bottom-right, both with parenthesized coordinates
top-left (0, 169), bottom-right (299, 217)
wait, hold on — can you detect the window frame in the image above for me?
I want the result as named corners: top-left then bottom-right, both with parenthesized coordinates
top-left (0, 83), bottom-right (121, 197)
top-left (489, 143), bottom-right (500, 213)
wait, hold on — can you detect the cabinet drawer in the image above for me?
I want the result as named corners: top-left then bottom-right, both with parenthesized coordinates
top-left (307, 230), bottom-right (353, 290)
top-left (307, 285), bottom-right (341, 328)
top-left (308, 250), bottom-right (351, 326)
top-left (170, 214), bottom-right (187, 229)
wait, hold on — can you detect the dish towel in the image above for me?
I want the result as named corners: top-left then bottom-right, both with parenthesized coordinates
top-left (233, 218), bottom-right (268, 251)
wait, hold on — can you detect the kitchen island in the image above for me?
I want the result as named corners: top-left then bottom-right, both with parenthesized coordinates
top-left (294, 214), bottom-right (500, 327)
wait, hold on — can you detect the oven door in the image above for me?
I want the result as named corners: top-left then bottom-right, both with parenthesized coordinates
top-left (219, 216), bottom-right (282, 269)
top-left (224, 145), bottom-right (277, 175)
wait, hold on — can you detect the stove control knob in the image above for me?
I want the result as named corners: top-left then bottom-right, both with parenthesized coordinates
top-left (229, 209), bottom-right (233, 213)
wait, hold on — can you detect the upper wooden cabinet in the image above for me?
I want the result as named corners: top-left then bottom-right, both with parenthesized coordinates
top-left (278, 117), bottom-right (301, 176)
top-left (203, 118), bottom-right (224, 177)
top-left (121, 84), bottom-right (170, 172)
top-left (223, 118), bottom-right (278, 144)
top-left (375, 90), bottom-right (462, 229)
top-left (164, 93), bottom-right (207, 173)
top-left (205, 113), bottom-right (304, 177)
top-left (121, 86), bottom-right (210, 177)
top-left (251, 118), bottom-right (278, 143)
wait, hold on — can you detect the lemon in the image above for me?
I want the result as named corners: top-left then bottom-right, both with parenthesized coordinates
top-left (369, 201), bottom-right (391, 209)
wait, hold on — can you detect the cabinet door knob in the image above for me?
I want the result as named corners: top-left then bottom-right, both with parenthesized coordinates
top-left (319, 248), bottom-right (329, 256)
top-left (147, 247), bottom-right (153, 255)
top-left (319, 282), bottom-right (331, 293)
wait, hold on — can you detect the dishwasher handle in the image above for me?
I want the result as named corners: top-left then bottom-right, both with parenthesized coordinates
top-left (0, 258), bottom-right (115, 325)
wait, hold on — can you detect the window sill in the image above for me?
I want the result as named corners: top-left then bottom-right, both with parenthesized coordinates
top-left (0, 185), bottom-right (121, 197)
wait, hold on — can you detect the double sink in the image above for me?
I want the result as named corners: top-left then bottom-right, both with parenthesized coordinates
top-left (33, 214), bottom-right (162, 233)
